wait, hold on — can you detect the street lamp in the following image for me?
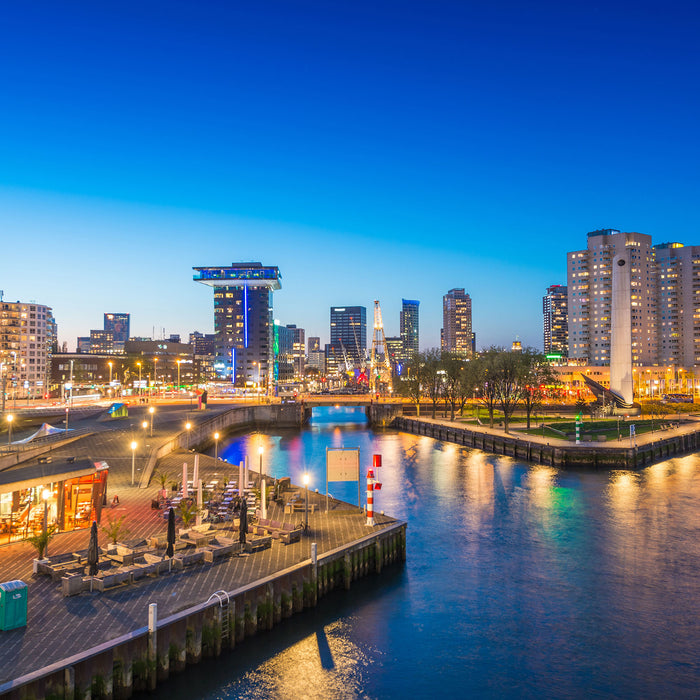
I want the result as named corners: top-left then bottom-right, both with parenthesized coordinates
top-left (214, 432), bottom-right (220, 460)
top-left (177, 360), bottom-right (182, 390)
top-left (108, 361), bottom-right (113, 386)
top-left (149, 406), bottom-right (155, 436)
top-left (302, 473), bottom-right (310, 533)
top-left (258, 445), bottom-right (264, 474)
top-left (137, 362), bottom-right (142, 396)
top-left (185, 421), bottom-right (192, 449)
top-left (130, 440), bottom-right (137, 486)
top-left (6, 414), bottom-right (13, 445)
top-left (153, 358), bottom-right (158, 397)
top-left (42, 488), bottom-right (50, 557)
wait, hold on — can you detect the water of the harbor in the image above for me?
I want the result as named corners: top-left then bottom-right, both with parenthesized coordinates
top-left (157, 406), bottom-right (700, 699)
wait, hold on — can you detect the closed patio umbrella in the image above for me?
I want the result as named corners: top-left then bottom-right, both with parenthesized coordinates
top-left (87, 521), bottom-right (99, 591)
top-left (239, 496), bottom-right (247, 544)
top-left (166, 507), bottom-right (176, 558)
top-left (166, 507), bottom-right (176, 570)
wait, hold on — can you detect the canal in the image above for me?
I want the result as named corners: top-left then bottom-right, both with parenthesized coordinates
top-left (157, 406), bottom-right (700, 699)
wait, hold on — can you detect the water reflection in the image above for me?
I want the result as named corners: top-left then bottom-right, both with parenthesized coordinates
top-left (166, 409), bottom-right (700, 699)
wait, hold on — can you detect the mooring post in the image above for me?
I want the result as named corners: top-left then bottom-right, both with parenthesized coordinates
top-left (148, 603), bottom-right (157, 691)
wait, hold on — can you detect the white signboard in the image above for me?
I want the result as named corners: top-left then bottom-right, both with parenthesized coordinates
top-left (326, 449), bottom-right (360, 482)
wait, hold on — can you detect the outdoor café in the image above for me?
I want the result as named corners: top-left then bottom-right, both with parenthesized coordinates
top-left (0, 459), bottom-right (109, 545)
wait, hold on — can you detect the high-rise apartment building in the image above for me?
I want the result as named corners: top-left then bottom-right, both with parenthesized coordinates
top-left (0, 297), bottom-right (56, 403)
top-left (193, 262), bottom-right (281, 387)
top-left (567, 229), bottom-right (656, 366)
top-left (652, 242), bottom-right (700, 367)
top-left (104, 313), bottom-right (130, 352)
top-left (287, 325), bottom-right (306, 379)
top-left (400, 299), bottom-right (420, 361)
top-left (543, 285), bottom-right (568, 357)
top-left (330, 306), bottom-right (367, 369)
top-left (441, 289), bottom-right (472, 357)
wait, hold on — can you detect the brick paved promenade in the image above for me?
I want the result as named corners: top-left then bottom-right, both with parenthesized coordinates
top-left (0, 403), bottom-right (394, 684)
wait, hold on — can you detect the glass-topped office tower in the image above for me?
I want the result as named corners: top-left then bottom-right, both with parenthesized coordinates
top-left (400, 299), bottom-right (420, 362)
top-left (193, 262), bottom-right (281, 388)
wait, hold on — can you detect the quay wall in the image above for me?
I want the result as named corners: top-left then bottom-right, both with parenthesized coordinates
top-left (0, 521), bottom-right (406, 700)
top-left (139, 404), bottom-right (305, 488)
top-left (393, 417), bottom-right (700, 470)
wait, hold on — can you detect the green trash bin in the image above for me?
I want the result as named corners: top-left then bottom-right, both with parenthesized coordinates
top-left (0, 580), bottom-right (28, 630)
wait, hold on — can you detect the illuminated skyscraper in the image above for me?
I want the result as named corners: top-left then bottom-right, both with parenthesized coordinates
top-left (441, 289), bottom-right (472, 357)
top-left (542, 285), bottom-right (568, 357)
top-left (103, 313), bottom-right (130, 352)
top-left (193, 262), bottom-right (281, 387)
top-left (400, 299), bottom-right (420, 361)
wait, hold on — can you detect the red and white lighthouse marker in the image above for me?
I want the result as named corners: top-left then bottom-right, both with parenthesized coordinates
top-left (366, 454), bottom-right (382, 526)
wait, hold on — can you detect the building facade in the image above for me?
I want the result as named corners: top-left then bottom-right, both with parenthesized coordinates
top-left (193, 262), bottom-right (281, 387)
top-left (103, 313), bottom-right (130, 353)
top-left (441, 289), bottom-right (472, 357)
top-left (400, 299), bottom-right (420, 362)
top-left (567, 229), bottom-right (656, 366)
top-left (0, 298), bottom-right (55, 404)
top-left (330, 306), bottom-right (367, 371)
top-left (653, 242), bottom-right (700, 367)
top-left (543, 284), bottom-right (568, 357)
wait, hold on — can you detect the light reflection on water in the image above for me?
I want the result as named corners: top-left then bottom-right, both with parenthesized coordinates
top-left (157, 407), bottom-right (700, 699)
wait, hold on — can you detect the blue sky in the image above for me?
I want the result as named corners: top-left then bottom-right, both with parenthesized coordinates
top-left (1, 1), bottom-right (699, 351)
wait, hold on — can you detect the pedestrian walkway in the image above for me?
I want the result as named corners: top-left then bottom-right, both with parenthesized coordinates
top-left (0, 403), bottom-right (394, 684)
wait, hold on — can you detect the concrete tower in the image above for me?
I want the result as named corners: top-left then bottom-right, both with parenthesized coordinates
top-left (610, 252), bottom-right (633, 404)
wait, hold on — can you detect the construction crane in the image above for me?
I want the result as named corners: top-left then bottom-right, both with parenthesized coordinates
top-left (338, 339), bottom-right (353, 376)
top-left (370, 300), bottom-right (393, 395)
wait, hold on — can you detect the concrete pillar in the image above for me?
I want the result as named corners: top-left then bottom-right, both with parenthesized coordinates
top-left (611, 251), bottom-right (634, 404)
top-left (148, 603), bottom-right (158, 691)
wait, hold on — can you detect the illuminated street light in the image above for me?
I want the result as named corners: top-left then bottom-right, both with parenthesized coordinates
top-left (214, 432), bottom-right (220, 460)
top-left (185, 421), bottom-right (192, 449)
top-left (6, 414), bottom-right (13, 445)
top-left (137, 361), bottom-right (142, 396)
top-left (149, 406), bottom-right (155, 436)
top-left (177, 359), bottom-right (182, 390)
top-left (258, 445), bottom-right (264, 474)
top-left (108, 361), bottom-right (113, 386)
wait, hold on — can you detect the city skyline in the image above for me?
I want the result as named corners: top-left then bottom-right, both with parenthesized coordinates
top-left (1, 2), bottom-right (698, 350)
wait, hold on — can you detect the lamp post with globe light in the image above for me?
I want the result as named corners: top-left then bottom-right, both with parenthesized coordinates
top-left (6, 414), bottom-right (13, 445)
top-left (149, 406), bottom-right (155, 436)
top-left (214, 432), bottom-right (220, 460)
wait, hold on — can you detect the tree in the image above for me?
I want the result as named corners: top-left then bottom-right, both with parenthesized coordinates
top-left (101, 514), bottom-right (129, 544)
top-left (394, 353), bottom-right (423, 416)
top-left (519, 349), bottom-right (557, 429)
top-left (475, 349), bottom-right (500, 428)
top-left (441, 352), bottom-right (469, 421)
top-left (178, 499), bottom-right (199, 528)
top-left (491, 350), bottom-right (528, 433)
top-left (420, 349), bottom-right (443, 419)
top-left (154, 469), bottom-right (169, 491)
top-left (28, 526), bottom-right (56, 560)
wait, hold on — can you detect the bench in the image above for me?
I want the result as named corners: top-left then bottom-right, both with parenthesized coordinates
top-left (172, 549), bottom-right (206, 569)
top-left (257, 518), bottom-right (303, 544)
top-left (244, 535), bottom-right (271, 553)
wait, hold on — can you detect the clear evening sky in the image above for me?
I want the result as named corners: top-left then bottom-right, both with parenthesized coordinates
top-left (1, 1), bottom-right (698, 352)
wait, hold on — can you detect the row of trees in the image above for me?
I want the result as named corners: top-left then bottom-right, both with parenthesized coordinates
top-left (393, 347), bottom-right (556, 432)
